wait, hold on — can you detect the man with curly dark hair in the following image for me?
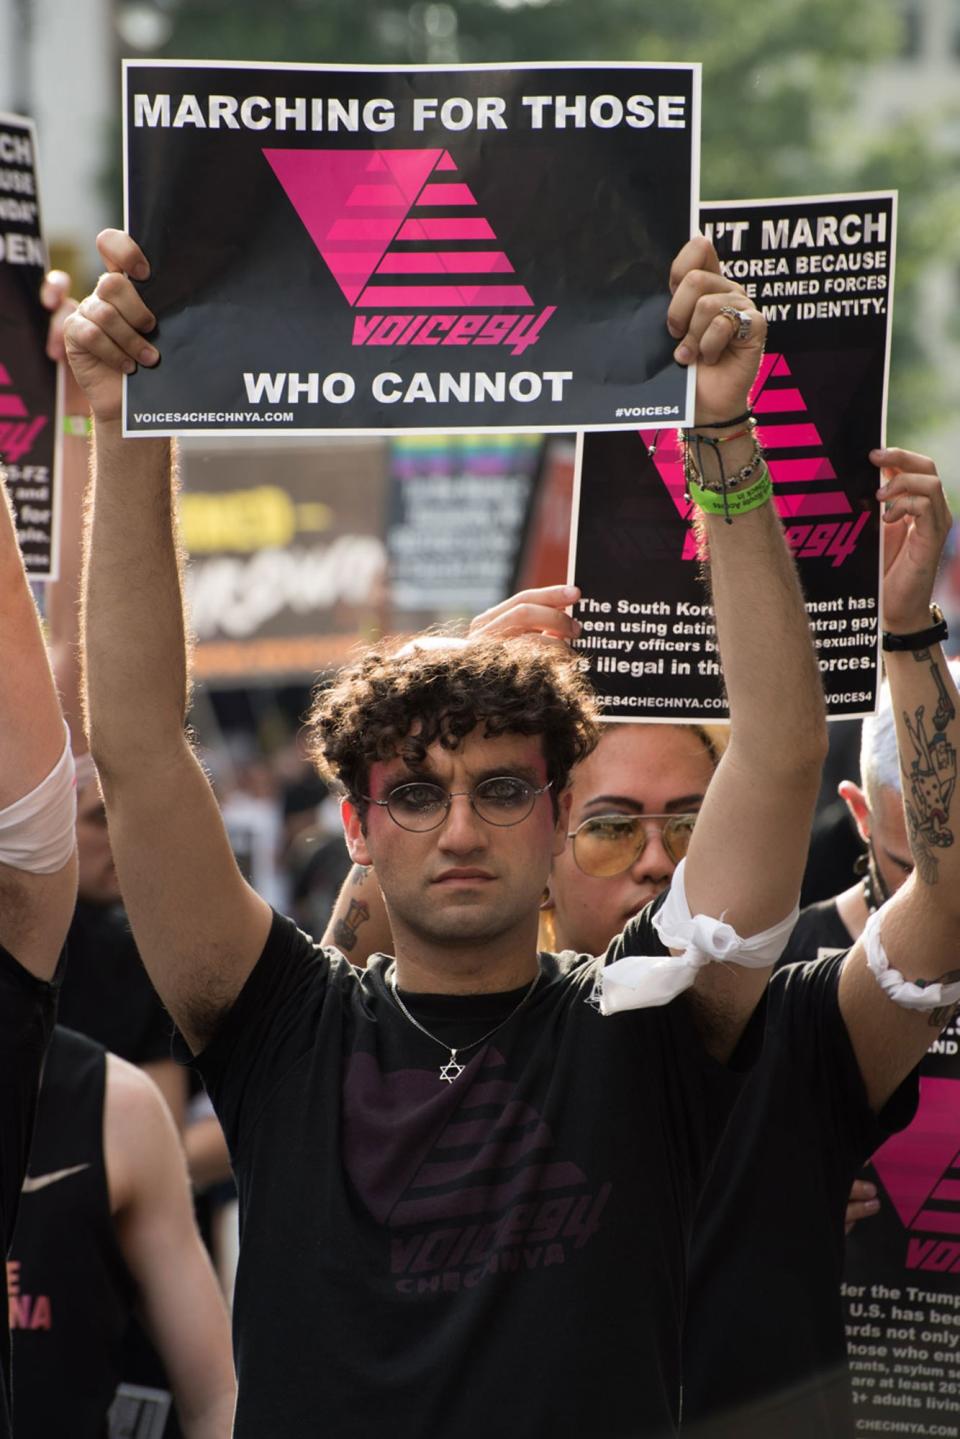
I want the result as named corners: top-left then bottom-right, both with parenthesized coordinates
top-left (68, 229), bottom-right (827, 1439)
top-left (309, 631), bottom-right (599, 821)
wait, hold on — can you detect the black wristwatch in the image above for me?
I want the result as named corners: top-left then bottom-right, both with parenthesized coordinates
top-left (881, 604), bottom-right (949, 652)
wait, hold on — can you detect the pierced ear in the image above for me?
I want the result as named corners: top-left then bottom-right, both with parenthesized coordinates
top-left (539, 884), bottom-right (555, 913)
top-left (838, 780), bottom-right (872, 844)
top-left (341, 797), bottom-right (372, 867)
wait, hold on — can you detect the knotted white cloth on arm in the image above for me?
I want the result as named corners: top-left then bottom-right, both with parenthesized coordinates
top-left (0, 724), bottom-right (76, 875)
top-left (863, 906), bottom-right (960, 1011)
top-left (599, 858), bottom-right (799, 1014)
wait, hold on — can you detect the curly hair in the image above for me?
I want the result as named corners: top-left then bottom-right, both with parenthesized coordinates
top-left (307, 634), bottom-right (600, 814)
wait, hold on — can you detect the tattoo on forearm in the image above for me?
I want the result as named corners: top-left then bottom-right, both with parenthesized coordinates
top-left (333, 898), bottom-right (370, 953)
top-left (901, 648), bottom-right (957, 884)
top-left (350, 865), bottom-right (371, 887)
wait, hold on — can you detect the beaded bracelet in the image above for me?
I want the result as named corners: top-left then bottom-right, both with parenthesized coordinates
top-left (686, 464), bottom-right (773, 524)
top-left (682, 426), bottom-right (764, 492)
top-left (683, 443), bottom-right (764, 494)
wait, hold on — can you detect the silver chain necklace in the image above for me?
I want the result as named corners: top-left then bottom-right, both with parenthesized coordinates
top-left (389, 967), bottom-right (541, 1082)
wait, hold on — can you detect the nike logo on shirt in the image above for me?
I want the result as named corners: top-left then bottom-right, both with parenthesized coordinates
top-left (21, 1163), bottom-right (91, 1193)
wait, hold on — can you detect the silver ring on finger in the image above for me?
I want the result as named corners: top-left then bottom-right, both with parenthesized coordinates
top-left (719, 305), bottom-right (753, 343)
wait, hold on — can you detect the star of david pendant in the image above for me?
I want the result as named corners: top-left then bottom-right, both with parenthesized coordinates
top-left (439, 1050), bottom-right (465, 1083)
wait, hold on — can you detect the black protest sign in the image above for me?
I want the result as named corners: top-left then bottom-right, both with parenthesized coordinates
top-left (569, 192), bottom-right (894, 722)
top-left (122, 61), bottom-right (699, 437)
top-left (844, 1013), bottom-right (960, 1432)
top-left (0, 113), bottom-right (58, 581)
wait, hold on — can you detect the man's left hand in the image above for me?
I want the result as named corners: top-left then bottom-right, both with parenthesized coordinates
top-left (668, 236), bottom-right (766, 427)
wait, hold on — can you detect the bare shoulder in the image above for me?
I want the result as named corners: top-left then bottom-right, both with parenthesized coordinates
top-left (104, 1054), bottom-right (184, 1213)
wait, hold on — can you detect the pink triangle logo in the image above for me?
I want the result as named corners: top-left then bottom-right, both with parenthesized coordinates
top-left (264, 148), bottom-right (444, 304)
top-left (0, 362), bottom-right (28, 417)
top-left (264, 148), bottom-right (536, 313)
top-left (0, 360), bottom-right (46, 464)
top-left (872, 1078), bottom-right (960, 1228)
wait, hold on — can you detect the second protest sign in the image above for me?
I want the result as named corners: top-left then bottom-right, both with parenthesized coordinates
top-left (569, 191), bottom-right (894, 722)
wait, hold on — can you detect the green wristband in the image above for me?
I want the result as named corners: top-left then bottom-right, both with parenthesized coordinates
top-left (63, 415), bottom-right (92, 438)
top-left (687, 464), bottom-right (773, 519)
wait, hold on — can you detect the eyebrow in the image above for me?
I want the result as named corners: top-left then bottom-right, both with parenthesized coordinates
top-left (581, 793), bottom-right (705, 814)
top-left (380, 762), bottom-right (544, 790)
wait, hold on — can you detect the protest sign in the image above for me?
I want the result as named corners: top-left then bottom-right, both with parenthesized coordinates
top-left (386, 432), bottom-right (542, 617)
top-left (122, 60), bottom-right (699, 437)
top-left (844, 1011), bottom-right (960, 1435)
top-left (0, 113), bottom-right (59, 580)
top-left (569, 192), bottom-right (894, 722)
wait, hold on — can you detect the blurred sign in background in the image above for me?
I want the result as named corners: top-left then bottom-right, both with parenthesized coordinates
top-left (386, 433), bottom-right (543, 620)
top-left (178, 437), bottom-right (390, 683)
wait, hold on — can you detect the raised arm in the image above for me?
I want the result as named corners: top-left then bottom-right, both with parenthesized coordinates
top-left (64, 231), bottom-right (271, 1051)
top-left (44, 271), bottom-right (189, 1123)
top-left (838, 450), bottom-right (960, 1110)
top-left (320, 863), bottom-right (394, 961)
top-left (665, 239), bottom-right (828, 1051)
top-left (42, 271), bottom-right (88, 752)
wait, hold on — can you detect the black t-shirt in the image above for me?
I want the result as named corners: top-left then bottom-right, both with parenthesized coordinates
top-left (778, 895), bottom-right (854, 967)
top-left (0, 946), bottom-right (59, 1439)
top-left (681, 953), bottom-right (917, 1439)
top-left (58, 901), bottom-right (172, 1066)
top-left (189, 900), bottom-right (758, 1439)
top-left (10, 1027), bottom-right (134, 1439)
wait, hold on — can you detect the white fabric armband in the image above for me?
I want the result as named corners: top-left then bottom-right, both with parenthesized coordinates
top-left (863, 907), bottom-right (960, 1011)
top-left (0, 727), bottom-right (77, 874)
top-left (598, 858), bottom-right (799, 1014)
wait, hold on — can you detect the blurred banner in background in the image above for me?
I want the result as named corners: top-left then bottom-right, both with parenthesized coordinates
top-left (180, 432), bottom-right (579, 684)
top-left (386, 432), bottom-right (542, 621)
top-left (178, 438), bottom-right (389, 683)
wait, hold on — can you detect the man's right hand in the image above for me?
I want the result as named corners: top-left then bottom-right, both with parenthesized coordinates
top-left (63, 231), bottom-right (159, 424)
